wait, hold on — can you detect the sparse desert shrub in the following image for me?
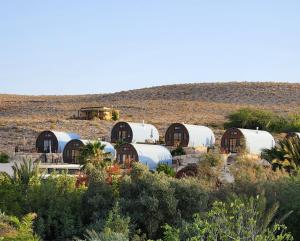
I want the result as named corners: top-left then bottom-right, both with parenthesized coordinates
top-left (230, 155), bottom-right (287, 184)
top-left (0, 152), bottom-right (9, 163)
top-left (197, 153), bottom-right (223, 188)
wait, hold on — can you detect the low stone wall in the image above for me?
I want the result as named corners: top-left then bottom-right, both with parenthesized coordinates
top-left (10, 152), bottom-right (63, 163)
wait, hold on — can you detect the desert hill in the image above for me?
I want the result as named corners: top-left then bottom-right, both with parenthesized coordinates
top-left (0, 82), bottom-right (299, 152)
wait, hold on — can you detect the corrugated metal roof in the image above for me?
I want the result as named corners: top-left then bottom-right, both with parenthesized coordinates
top-left (131, 143), bottom-right (172, 170)
top-left (51, 131), bottom-right (80, 153)
top-left (183, 124), bottom-right (215, 147)
top-left (81, 140), bottom-right (116, 158)
top-left (238, 128), bottom-right (275, 155)
top-left (127, 122), bottom-right (159, 143)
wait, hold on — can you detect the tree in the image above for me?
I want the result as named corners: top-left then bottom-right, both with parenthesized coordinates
top-left (27, 174), bottom-right (85, 241)
top-left (119, 163), bottom-right (178, 239)
top-left (80, 141), bottom-right (112, 169)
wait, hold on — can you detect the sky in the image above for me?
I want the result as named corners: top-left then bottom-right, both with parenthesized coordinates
top-left (0, 1), bottom-right (299, 95)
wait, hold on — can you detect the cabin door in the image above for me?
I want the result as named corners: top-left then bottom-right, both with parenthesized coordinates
top-left (71, 150), bottom-right (81, 164)
top-left (44, 140), bottom-right (52, 153)
top-left (118, 130), bottom-right (128, 141)
top-left (229, 138), bottom-right (238, 153)
top-left (118, 154), bottom-right (136, 167)
top-left (173, 132), bottom-right (182, 146)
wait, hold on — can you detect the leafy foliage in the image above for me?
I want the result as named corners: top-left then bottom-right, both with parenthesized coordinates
top-left (11, 159), bottom-right (39, 186)
top-left (225, 108), bottom-right (300, 133)
top-left (111, 110), bottom-right (120, 121)
top-left (80, 141), bottom-right (112, 169)
top-left (162, 196), bottom-right (293, 241)
top-left (0, 153), bottom-right (9, 163)
top-left (0, 211), bottom-right (40, 241)
top-left (171, 146), bottom-right (186, 156)
top-left (262, 136), bottom-right (300, 172)
top-left (156, 164), bottom-right (176, 177)
top-left (119, 163), bottom-right (178, 239)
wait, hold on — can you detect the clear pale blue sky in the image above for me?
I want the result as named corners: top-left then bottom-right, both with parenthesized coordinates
top-left (0, 1), bottom-right (299, 95)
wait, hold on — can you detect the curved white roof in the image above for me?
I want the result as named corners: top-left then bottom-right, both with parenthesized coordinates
top-left (183, 124), bottom-right (215, 147)
top-left (51, 131), bottom-right (80, 153)
top-left (131, 144), bottom-right (172, 170)
top-left (127, 122), bottom-right (159, 143)
top-left (81, 140), bottom-right (116, 158)
top-left (294, 133), bottom-right (300, 138)
top-left (238, 128), bottom-right (275, 155)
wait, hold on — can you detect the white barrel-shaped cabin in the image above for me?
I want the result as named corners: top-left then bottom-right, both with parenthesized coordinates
top-left (111, 121), bottom-right (159, 144)
top-left (63, 139), bottom-right (116, 164)
top-left (116, 143), bottom-right (172, 170)
top-left (165, 123), bottom-right (215, 147)
top-left (36, 130), bottom-right (80, 153)
top-left (286, 132), bottom-right (300, 139)
top-left (221, 128), bottom-right (275, 155)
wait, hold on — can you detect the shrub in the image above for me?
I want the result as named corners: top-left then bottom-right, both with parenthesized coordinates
top-left (0, 152), bottom-right (9, 163)
top-left (0, 211), bottom-right (40, 241)
top-left (27, 174), bottom-right (85, 241)
top-left (224, 108), bottom-right (300, 133)
top-left (171, 146), bottom-right (186, 156)
top-left (119, 163), bottom-right (178, 239)
top-left (162, 196), bottom-right (293, 241)
top-left (156, 164), bottom-right (176, 177)
top-left (112, 110), bottom-right (120, 121)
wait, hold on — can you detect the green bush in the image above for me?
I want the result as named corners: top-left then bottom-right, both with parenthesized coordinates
top-left (156, 164), bottom-right (176, 177)
top-left (27, 174), bottom-right (85, 241)
top-left (119, 163), bottom-right (178, 239)
top-left (0, 153), bottom-right (9, 163)
top-left (162, 196), bottom-right (293, 241)
top-left (224, 108), bottom-right (300, 133)
top-left (171, 146), bottom-right (186, 156)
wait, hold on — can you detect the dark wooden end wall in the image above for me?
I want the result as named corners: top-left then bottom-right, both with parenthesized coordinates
top-left (165, 123), bottom-right (189, 147)
top-left (111, 122), bottom-right (133, 143)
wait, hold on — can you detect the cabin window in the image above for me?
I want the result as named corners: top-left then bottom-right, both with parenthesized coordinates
top-left (44, 140), bottom-right (52, 152)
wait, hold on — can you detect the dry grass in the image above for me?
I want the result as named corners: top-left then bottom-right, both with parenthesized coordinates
top-left (0, 82), bottom-right (299, 152)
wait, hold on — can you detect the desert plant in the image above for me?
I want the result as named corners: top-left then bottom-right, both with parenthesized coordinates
top-left (262, 136), bottom-right (300, 172)
top-left (11, 159), bottom-right (39, 186)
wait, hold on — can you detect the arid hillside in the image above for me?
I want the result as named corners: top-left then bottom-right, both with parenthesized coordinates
top-left (0, 82), bottom-right (299, 152)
